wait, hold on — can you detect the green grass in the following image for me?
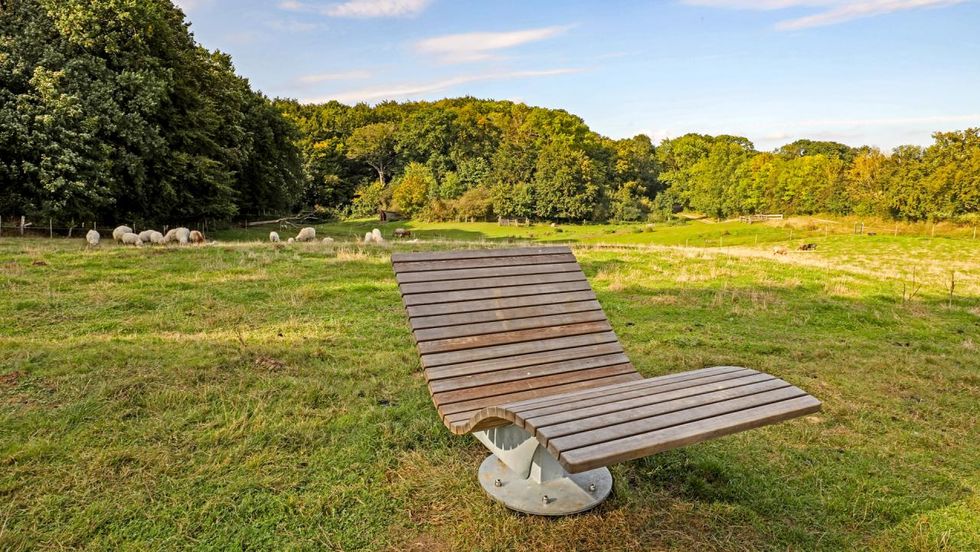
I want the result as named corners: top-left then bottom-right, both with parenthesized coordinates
top-left (1, 222), bottom-right (978, 550)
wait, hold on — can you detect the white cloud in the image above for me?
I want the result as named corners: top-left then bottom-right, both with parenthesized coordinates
top-left (415, 26), bottom-right (572, 63)
top-left (295, 70), bottom-right (373, 86)
top-left (280, 0), bottom-right (433, 18)
top-left (682, 0), bottom-right (964, 29)
top-left (306, 68), bottom-right (583, 103)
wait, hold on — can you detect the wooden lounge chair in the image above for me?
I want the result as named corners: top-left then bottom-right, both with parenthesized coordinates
top-left (392, 246), bottom-right (820, 515)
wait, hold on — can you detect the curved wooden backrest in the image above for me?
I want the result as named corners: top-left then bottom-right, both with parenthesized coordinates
top-left (392, 246), bottom-right (643, 433)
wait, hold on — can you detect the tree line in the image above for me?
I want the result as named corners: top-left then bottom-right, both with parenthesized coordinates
top-left (2, 1), bottom-right (977, 226)
top-left (281, 98), bottom-right (978, 223)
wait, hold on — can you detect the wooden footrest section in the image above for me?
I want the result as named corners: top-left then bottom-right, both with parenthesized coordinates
top-left (454, 366), bottom-right (821, 473)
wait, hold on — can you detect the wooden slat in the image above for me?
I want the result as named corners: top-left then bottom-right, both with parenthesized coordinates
top-left (402, 280), bottom-right (592, 306)
top-left (417, 321), bottom-right (612, 355)
top-left (438, 373), bottom-right (643, 416)
top-left (409, 300), bottom-right (602, 330)
top-left (547, 386), bottom-right (809, 453)
top-left (394, 253), bottom-right (577, 274)
top-left (396, 262), bottom-right (582, 284)
top-left (400, 271), bottom-right (585, 295)
top-left (504, 366), bottom-right (751, 414)
top-left (425, 342), bottom-right (625, 380)
top-left (392, 246), bottom-right (570, 263)
top-left (421, 331), bottom-right (619, 368)
top-left (414, 310), bottom-right (607, 342)
top-left (433, 364), bottom-right (637, 406)
top-left (522, 372), bottom-right (773, 429)
top-left (427, 353), bottom-right (631, 394)
top-left (407, 291), bottom-right (596, 318)
top-left (533, 378), bottom-right (790, 442)
top-left (558, 395), bottom-right (822, 472)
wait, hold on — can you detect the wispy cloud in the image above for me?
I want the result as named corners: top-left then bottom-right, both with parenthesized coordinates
top-left (279, 0), bottom-right (433, 18)
top-left (415, 26), bottom-right (573, 63)
top-left (294, 70), bottom-right (373, 86)
top-left (682, 0), bottom-right (964, 30)
top-left (305, 68), bottom-right (584, 103)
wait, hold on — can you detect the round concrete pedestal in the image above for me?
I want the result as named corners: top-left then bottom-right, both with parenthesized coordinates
top-left (477, 455), bottom-right (612, 516)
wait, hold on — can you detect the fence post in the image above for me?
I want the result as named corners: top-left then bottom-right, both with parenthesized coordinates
top-left (21, 215), bottom-right (25, 236)
top-left (0, 215), bottom-right (3, 237)
top-left (49, 218), bottom-right (53, 239)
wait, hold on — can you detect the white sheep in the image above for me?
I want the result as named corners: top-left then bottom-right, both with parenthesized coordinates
top-left (363, 231), bottom-right (374, 244)
top-left (296, 227), bottom-right (316, 242)
top-left (162, 229), bottom-right (177, 244)
top-left (322, 237), bottom-right (334, 243)
top-left (85, 229), bottom-right (100, 247)
top-left (189, 230), bottom-right (205, 244)
top-left (138, 230), bottom-right (155, 243)
top-left (121, 232), bottom-right (143, 246)
top-left (148, 231), bottom-right (165, 245)
top-left (287, 237), bottom-right (295, 244)
top-left (112, 225), bottom-right (133, 241)
top-left (175, 227), bottom-right (190, 245)
top-left (269, 231), bottom-right (280, 243)
top-left (371, 228), bottom-right (384, 243)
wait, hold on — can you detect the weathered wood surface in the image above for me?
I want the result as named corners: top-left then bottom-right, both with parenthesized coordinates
top-left (392, 246), bottom-right (821, 473)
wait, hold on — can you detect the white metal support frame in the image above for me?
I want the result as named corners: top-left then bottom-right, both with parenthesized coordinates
top-left (473, 424), bottom-right (613, 516)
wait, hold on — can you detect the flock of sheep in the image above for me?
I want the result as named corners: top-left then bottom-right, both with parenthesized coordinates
top-left (267, 227), bottom-right (386, 244)
top-left (85, 225), bottom-right (205, 247)
top-left (268, 227), bottom-right (337, 244)
top-left (83, 225), bottom-right (393, 247)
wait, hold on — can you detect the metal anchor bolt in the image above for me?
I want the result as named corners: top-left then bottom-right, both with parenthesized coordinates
top-left (494, 478), bottom-right (502, 487)
top-left (542, 495), bottom-right (549, 504)
top-left (588, 483), bottom-right (596, 492)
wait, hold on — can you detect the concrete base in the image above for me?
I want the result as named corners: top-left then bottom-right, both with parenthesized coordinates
top-left (477, 455), bottom-right (613, 516)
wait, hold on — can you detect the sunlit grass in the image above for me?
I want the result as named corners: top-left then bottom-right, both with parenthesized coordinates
top-left (1, 226), bottom-right (978, 550)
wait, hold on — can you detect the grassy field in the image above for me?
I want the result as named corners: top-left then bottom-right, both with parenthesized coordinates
top-left (1, 220), bottom-right (978, 550)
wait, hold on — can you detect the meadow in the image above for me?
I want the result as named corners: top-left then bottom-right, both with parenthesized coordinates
top-left (1, 219), bottom-right (978, 551)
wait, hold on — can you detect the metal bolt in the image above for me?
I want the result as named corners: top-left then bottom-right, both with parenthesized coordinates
top-left (588, 483), bottom-right (596, 492)
top-left (494, 478), bottom-right (502, 487)
top-left (542, 495), bottom-right (549, 504)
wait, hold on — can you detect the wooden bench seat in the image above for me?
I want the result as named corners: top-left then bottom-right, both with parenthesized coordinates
top-left (392, 246), bottom-right (820, 475)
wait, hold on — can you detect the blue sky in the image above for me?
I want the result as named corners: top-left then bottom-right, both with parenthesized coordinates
top-left (175, 0), bottom-right (979, 151)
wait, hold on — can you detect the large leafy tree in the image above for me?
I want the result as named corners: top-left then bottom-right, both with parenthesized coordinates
top-left (0, 0), bottom-right (301, 224)
top-left (346, 122), bottom-right (397, 187)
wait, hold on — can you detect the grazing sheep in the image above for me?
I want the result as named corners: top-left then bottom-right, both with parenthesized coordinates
top-left (371, 228), bottom-right (384, 243)
top-left (363, 231), bottom-right (374, 244)
top-left (772, 245), bottom-right (788, 255)
top-left (287, 237), bottom-right (295, 244)
top-left (121, 232), bottom-right (143, 246)
top-left (138, 230), bottom-right (155, 243)
top-left (148, 231), bottom-right (165, 245)
top-left (85, 229), bottom-right (100, 247)
top-left (269, 231), bottom-right (280, 243)
top-left (296, 227), bottom-right (316, 242)
top-left (112, 225), bottom-right (133, 241)
top-left (322, 237), bottom-right (334, 243)
top-left (798, 243), bottom-right (817, 251)
top-left (175, 227), bottom-right (190, 244)
top-left (394, 228), bottom-right (410, 238)
top-left (189, 230), bottom-right (205, 244)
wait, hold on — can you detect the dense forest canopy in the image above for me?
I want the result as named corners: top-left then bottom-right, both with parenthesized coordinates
top-left (280, 98), bottom-right (979, 223)
top-left (1, 0), bottom-right (977, 225)
top-left (0, 0), bottom-right (302, 225)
